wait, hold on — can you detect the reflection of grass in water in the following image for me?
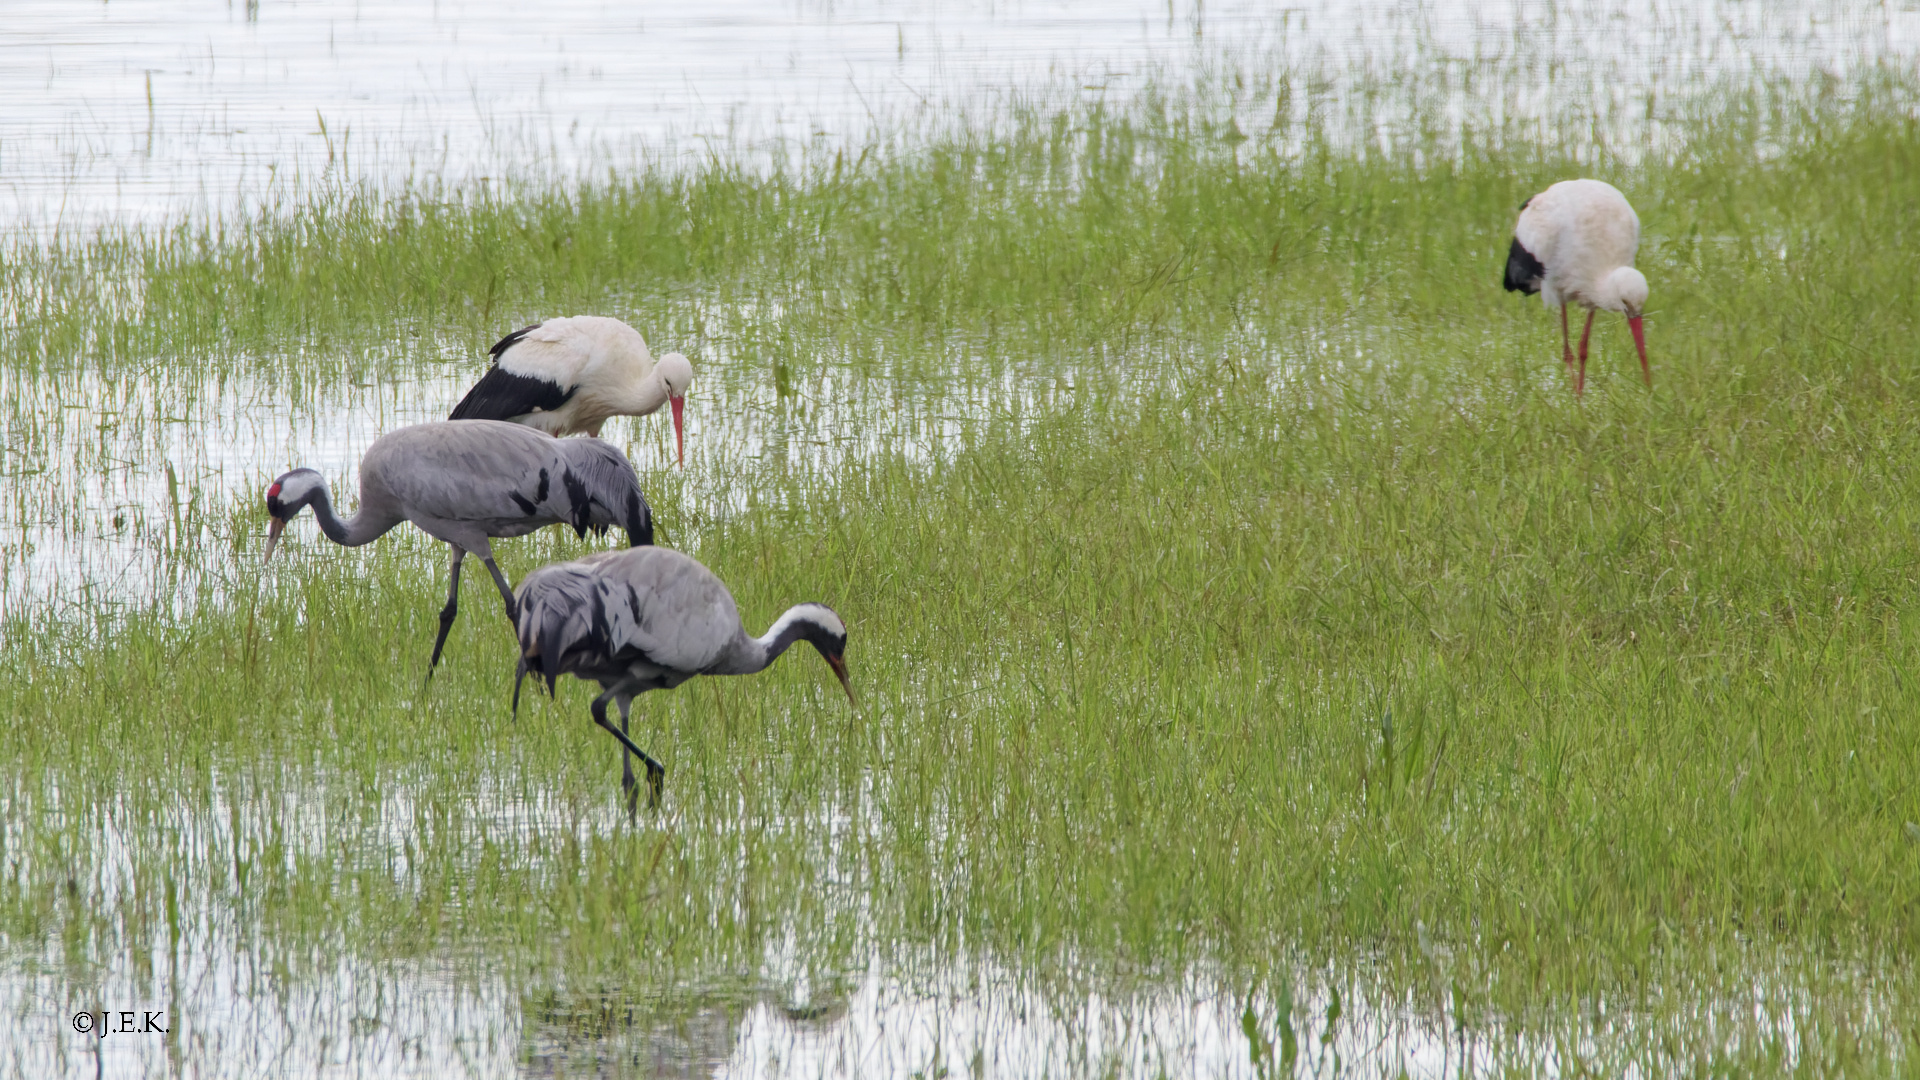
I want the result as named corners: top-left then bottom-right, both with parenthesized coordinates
top-left (3, 67), bottom-right (1920, 1072)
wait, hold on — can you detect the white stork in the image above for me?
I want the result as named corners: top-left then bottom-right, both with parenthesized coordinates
top-left (264, 420), bottom-right (654, 675)
top-left (511, 546), bottom-right (854, 809)
top-left (1503, 179), bottom-right (1650, 394)
top-left (449, 316), bottom-right (694, 466)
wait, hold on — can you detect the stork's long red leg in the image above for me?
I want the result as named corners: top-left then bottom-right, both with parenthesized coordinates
top-left (1576, 309), bottom-right (1597, 396)
top-left (1561, 304), bottom-right (1574, 370)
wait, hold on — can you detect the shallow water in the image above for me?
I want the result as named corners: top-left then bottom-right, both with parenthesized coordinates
top-left (0, 763), bottom-right (1846, 1079)
top-left (3, 0), bottom-right (1914, 237)
top-left (5, 962), bottom-right (1483, 1078)
top-left (3, 945), bottom-right (1460, 1078)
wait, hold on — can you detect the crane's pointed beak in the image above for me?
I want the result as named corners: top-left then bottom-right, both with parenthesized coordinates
top-left (264, 517), bottom-right (286, 564)
top-left (1629, 315), bottom-right (1650, 386)
top-left (827, 654), bottom-right (855, 707)
top-left (669, 394), bottom-right (685, 469)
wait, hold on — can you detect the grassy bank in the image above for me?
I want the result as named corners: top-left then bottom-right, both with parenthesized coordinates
top-left (4, 70), bottom-right (1920, 1072)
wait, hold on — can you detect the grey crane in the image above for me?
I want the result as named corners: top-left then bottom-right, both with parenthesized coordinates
top-left (263, 419), bottom-right (654, 673)
top-left (510, 546), bottom-right (854, 809)
top-left (448, 316), bottom-right (694, 466)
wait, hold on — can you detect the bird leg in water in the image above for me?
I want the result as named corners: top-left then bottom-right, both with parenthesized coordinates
top-left (591, 689), bottom-right (665, 810)
top-left (615, 693), bottom-right (650, 816)
top-left (1576, 308), bottom-right (1597, 396)
top-left (427, 546), bottom-right (465, 677)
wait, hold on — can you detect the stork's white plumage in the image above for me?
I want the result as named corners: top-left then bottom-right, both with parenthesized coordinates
top-left (1503, 179), bottom-right (1651, 394)
top-left (450, 316), bottom-right (694, 465)
top-left (511, 546), bottom-right (854, 810)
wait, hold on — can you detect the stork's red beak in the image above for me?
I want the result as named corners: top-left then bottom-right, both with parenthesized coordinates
top-left (669, 394), bottom-right (685, 469)
top-left (826, 654), bottom-right (855, 706)
top-left (1629, 316), bottom-right (1650, 386)
top-left (264, 517), bottom-right (286, 564)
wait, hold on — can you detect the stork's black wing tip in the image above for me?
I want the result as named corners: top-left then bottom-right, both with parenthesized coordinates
top-left (449, 366), bottom-right (576, 422)
top-left (1502, 236), bottom-right (1546, 294)
top-left (489, 323), bottom-right (544, 361)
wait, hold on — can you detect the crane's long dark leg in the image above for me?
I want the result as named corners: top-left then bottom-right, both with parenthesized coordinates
top-left (591, 688), bottom-right (664, 810)
top-left (1576, 308), bottom-right (1597, 396)
top-left (426, 545), bottom-right (466, 677)
top-left (616, 693), bottom-right (645, 816)
top-left (479, 554), bottom-right (519, 624)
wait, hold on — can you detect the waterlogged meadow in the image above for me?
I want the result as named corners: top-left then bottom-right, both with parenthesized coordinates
top-left (5, 56), bottom-right (1920, 1077)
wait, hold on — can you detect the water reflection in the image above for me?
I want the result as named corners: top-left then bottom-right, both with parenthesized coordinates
top-left (523, 988), bottom-right (746, 1079)
top-left (4, 936), bottom-right (1861, 1078)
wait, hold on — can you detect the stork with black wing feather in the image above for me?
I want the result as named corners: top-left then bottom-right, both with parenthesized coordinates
top-left (451, 316), bottom-right (694, 465)
top-left (1504, 179), bottom-right (1651, 395)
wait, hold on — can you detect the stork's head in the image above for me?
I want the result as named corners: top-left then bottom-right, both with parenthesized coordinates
top-left (1601, 266), bottom-right (1649, 318)
top-left (656, 352), bottom-right (694, 469)
top-left (789, 602), bottom-right (854, 706)
top-left (263, 468), bottom-right (326, 563)
top-left (1601, 267), bottom-right (1652, 383)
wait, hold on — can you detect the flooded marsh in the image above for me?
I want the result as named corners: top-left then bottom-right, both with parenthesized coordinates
top-left (7, 2), bottom-right (1920, 1077)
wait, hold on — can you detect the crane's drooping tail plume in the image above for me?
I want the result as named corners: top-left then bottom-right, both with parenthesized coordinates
top-left (513, 561), bottom-right (609, 702)
top-left (554, 438), bottom-right (654, 547)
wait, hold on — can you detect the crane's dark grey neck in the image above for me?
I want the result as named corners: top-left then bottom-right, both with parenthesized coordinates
top-left (713, 606), bottom-right (842, 676)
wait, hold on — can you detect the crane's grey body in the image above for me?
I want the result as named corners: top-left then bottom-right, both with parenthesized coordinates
top-left (265, 420), bottom-right (654, 673)
top-left (512, 546), bottom-right (852, 809)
